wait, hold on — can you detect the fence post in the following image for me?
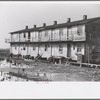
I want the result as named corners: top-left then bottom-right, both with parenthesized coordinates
top-left (80, 63), bottom-right (82, 67)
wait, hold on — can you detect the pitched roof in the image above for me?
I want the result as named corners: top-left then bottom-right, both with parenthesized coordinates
top-left (10, 17), bottom-right (100, 34)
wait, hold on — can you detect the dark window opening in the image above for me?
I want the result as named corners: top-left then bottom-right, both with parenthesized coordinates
top-left (24, 33), bottom-right (26, 38)
top-left (23, 47), bottom-right (26, 50)
top-left (51, 30), bottom-right (54, 38)
top-left (28, 32), bottom-right (30, 39)
top-left (33, 45), bottom-right (35, 50)
top-left (45, 44), bottom-right (48, 51)
top-left (15, 46), bottom-right (17, 50)
top-left (77, 44), bottom-right (82, 52)
top-left (77, 48), bottom-right (82, 52)
top-left (77, 26), bottom-right (82, 35)
top-left (73, 45), bottom-right (75, 50)
top-left (59, 44), bottom-right (63, 53)
top-left (39, 31), bottom-right (41, 39)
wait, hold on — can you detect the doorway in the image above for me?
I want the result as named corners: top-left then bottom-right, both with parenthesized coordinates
top-left (67, 43), bottom-right (71, 57)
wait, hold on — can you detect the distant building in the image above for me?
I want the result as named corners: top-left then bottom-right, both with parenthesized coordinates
top-left (7, 15), bottom-right (100, 63)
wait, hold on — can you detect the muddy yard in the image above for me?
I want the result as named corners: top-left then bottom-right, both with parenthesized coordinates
top-left (0, 61), bottom-right (100, 81)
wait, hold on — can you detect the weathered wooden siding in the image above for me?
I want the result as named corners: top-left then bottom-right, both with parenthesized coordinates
top-left (85, 19), bottom-right (100, 63)
top-left (39, 44), bottom-right (51, 59)
top-left (72, 25), bottom-right (86, 41)
top-left (70, 43), bottom-right (85, 60)
top-left (52, 43), bottom-right (67, 58)
top-left (12, 34), bottom-right (19, 42)
top-left (11, 44), bottom-right (19, 55)
top-left (10, 23), bottom-right (86, 62)
top-left (20, 44), bottom-right (27, 55)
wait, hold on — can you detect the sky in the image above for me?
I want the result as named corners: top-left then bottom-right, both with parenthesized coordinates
top-left (0, 1), bottom-right (100, 49)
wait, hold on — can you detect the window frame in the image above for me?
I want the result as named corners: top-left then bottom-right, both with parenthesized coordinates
top-left (59, 44), bottom-right (63, 53)
top-left (73, 45), bottom-right (75, 50)
top-left (33, 45), bottom-right (35, 51)
top-left (77, 26), bottom-right (83, 35)
top-left (15, 46), bottom-right (17, 50)
top-left (45, 30), bottom-right (48, 37)
top-left (24, 32), bottom-right (26, 38)
top-left (45, 44), bottom-right (48, 51)
top-left (77, 43), bottom-right (82, 52)
top-left (59, 28), bottom-right (63, 36)
top-left (23, 47), bottom-right (26, 50)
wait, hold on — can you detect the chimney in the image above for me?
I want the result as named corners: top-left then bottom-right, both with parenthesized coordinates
top-left (83, 15), bottom-right (87, 20)
top-left (54, 21), bottom-right (57, 25)
top-left (25, 26), bottom-right (28, 29)
top-left (43, 23), bottom-right (46, 27)
top-left (67, 18), bottom-right (71, 23)
top-left (34, 25), bottom-right (36, 28)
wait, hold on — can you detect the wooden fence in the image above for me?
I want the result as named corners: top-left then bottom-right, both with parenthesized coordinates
top-left (70, 62), bottom-right (100, 68)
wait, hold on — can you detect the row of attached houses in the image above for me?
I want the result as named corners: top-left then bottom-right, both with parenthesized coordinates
top-left (7, 15), bottom-right (100, 63)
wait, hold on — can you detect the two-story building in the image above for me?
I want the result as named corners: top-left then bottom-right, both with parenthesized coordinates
top-left (8, 15), bottom-right (100, 64)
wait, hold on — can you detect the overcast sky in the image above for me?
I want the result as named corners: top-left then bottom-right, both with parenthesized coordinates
top-left (0, 1), bottom-right (100, 49)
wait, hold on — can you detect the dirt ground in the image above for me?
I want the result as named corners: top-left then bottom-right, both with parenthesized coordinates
top-left (0, 61), bottom-right (100, 81)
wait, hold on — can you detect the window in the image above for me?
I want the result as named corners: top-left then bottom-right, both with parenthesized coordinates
top-left (45, 44), bottom-right (48, 51)
top-left (51, 30), bottom-right (54, 38)
top-left (15, 46), bottom-right (17, 50)
top-left (68, 28), bottom-right (71, 34)
top-left (59, 44), bottom-right (63, 53)
top-left (38, 32), bottom-right (40, 38)
top-left (77, 26), bottom-right (83, 35)
top-left (59, 28), bottom-right (63, 36)
top-left (33, 45), bottom-right (35, 50)
top-left (45, 30), bottom-right (48, 37)
top-left (28, 32), bottom-right (30, 39)
top-left (23, 47), bottom-right (26, 50)
top-left (77, 44), bottom-right (82, 52)
top-left (24, 33), bottom-right (26, 38)
top-left (73, 45), bottom-right (75, 50)
top-left (77, 48), bottom-right (81, 52)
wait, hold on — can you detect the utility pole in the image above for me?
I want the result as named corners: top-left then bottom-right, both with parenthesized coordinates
top-left (88, 44), bottom-right (90, 67)
top-left (17, 64), bottom-right (20, 81)
top-left (88, 33), bottom-right (92, 66)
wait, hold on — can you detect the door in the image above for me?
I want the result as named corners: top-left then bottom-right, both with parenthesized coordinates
top-left (28, 32), bottom-right (30, 41)
top-left (67, 43), bottom-right (71, 57)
